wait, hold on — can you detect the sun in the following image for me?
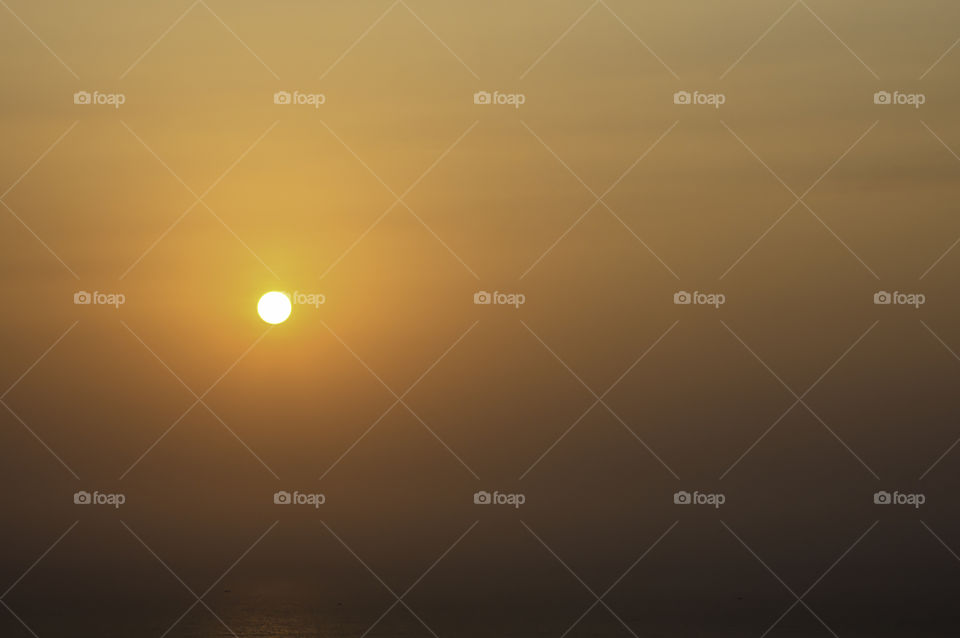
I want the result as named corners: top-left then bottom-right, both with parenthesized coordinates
top-left (258, 291), bottom-right (292, 324)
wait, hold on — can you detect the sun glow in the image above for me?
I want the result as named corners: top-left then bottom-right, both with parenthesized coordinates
top-left (258, 292), bottom-right (292, 324)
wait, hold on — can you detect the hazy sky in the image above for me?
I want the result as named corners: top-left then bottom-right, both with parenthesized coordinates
top-left (2, 1), bottom-right (960, 636)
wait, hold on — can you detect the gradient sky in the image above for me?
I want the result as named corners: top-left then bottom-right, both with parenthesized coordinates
top-left (2, 1), bottom-right (960, 636)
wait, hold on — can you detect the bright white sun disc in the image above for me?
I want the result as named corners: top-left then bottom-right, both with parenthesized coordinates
top-left (258, 291), bottom-right (291, 324)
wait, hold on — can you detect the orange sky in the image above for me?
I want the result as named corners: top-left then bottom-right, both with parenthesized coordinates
top-left (2, 2), bottom-right (960, 635)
